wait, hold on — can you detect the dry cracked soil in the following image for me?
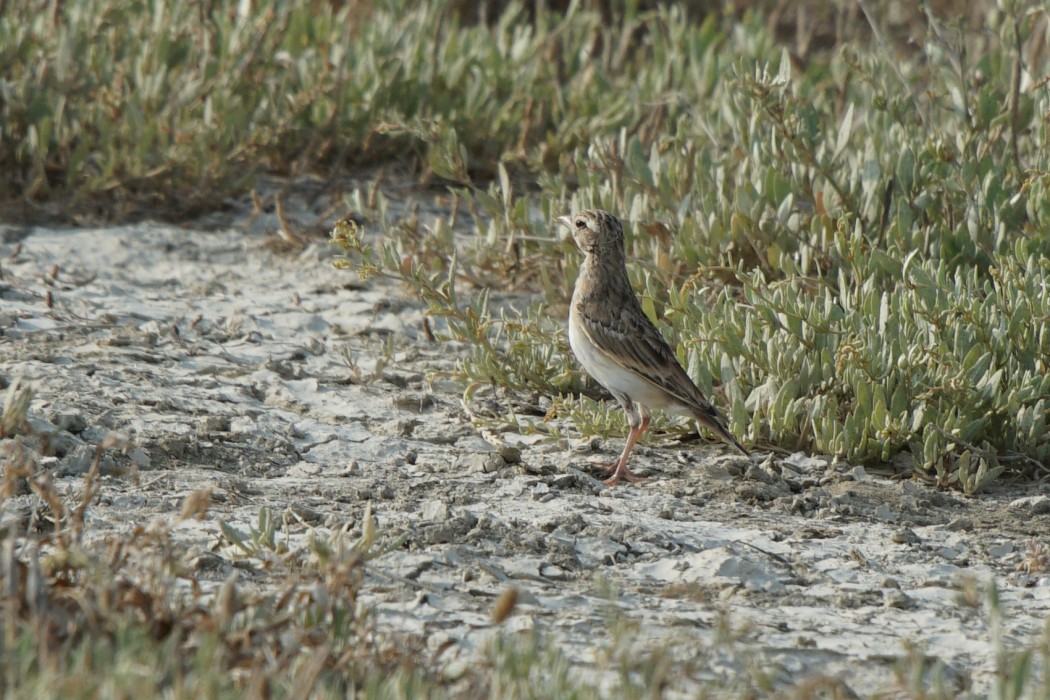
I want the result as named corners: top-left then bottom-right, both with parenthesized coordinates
top-left (2, 183), bottom-right (1050, 697)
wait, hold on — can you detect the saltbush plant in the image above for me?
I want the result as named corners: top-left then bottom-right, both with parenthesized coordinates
top-left (330, 1), bottom-right (1050, 491)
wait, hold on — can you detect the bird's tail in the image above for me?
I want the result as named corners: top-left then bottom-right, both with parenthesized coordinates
top-left (695, 404), bottom-right (752, 459)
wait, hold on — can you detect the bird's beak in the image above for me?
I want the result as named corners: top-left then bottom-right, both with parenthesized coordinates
top-left (556, 215), bottom-right (573, 241)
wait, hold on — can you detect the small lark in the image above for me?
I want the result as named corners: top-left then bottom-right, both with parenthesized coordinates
top-left (558, 209), bottom-right (750, 487)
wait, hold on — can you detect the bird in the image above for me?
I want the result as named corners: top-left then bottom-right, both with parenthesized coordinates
top-left (557, 209), bottom-right (751, 487)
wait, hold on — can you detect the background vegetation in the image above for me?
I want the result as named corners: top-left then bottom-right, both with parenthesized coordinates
top-left (319, 0), bottom-right (1047, 493)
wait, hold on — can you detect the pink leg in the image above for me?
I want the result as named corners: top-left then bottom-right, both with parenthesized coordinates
top-left (603, 415), bottom-right (650, 487)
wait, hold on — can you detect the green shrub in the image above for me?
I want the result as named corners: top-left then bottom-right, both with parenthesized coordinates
top-left (333, 2), bottom-right (1050, 490)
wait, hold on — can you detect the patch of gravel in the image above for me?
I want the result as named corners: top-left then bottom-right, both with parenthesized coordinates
top-left (2, 194), bottom-right (1050, 697)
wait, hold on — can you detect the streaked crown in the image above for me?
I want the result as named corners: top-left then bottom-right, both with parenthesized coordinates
top-left (558, 209), bottom-right (625, 257)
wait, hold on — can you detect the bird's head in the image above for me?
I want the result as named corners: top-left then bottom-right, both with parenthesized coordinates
top-left (556, 209), bottom-right (625, 257)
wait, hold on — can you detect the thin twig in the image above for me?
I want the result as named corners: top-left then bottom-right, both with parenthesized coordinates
top-left (855, 0), bottom-right (927, 128)
top-left (1009, 14), bottom-right (1024, 175)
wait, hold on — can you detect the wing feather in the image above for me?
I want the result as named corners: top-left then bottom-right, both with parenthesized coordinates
top-left (577, 305), bottom-right (698, 407)
top-left (576, 303), bottom-right (751, 457)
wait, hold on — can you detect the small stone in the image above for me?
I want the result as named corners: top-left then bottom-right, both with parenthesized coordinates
top-left (899, 481), bottom-right (923, 495)
top-left (1009, 496), bottom-right (1050, 515)
top-left (377, 418), bottom-right (418, 437)
top-left (52, 413), bottom-right (88, 435)
top-left (391, 394), bottom-right (434, 411)
top-left (945, 517), bottom-right (973, 531)
top-left (199, 415), bottom-right (231, 432)
top-left (540, 564), bottom-right (570, 580)
top-left (262, 358), bottom-right (296, 377)
top-left (45, 431), bottom-right (81, 458)
top-left (499, 445), bottom-right (522, 464)
top-left (937, 547), bottom-right (960, 560)
top-left (456, 453), bottom-right (486, 473)
top-left (58, 444), bottom-right (95, 475)
top-left (883, 589), bottom-right (914, 609)
top-left (1006, 572), bottom-right (1035, 588)
top-left (129, 447), bottom-right (151, 469)
top-left (444, 660), bottom-right (469, 681)
top-left (456, 452), bottom-right (504, 473)
top-left (573, 437), bottom-right (602, 453)
top-left (422, 500), bottom-right (450, 522)
top-left (551, 474), bottom-right (577, 489)
top-left (781, 452), bottom-right (829, 473)
top-left (457, 511), bottom-right (478, 530)
top-left (324, 513), bottom-right (353, 529)
top-left (873, 505), bottom-right (896, 522)
top-left (891, 528), bottom-right (919, 544)
top-left (289, 504), bottom-right (323, 523)
top-left (848, 466), bottom-right (869, 481)
top-left (988, 542), bottom-right (1014, 557)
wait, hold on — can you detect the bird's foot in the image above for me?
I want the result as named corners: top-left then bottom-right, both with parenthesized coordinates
top-left (602, 465), bottom-right (646, 487)
top-left (583, 461), bottom-right (645, 485)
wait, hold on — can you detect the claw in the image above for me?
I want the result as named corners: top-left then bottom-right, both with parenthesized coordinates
top-left (602, 466), bottom-right (646, 487)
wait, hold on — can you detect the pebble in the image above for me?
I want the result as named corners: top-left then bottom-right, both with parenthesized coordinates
top-left (289, 503), bottom-right (323, 523)
top-left (883, 589), bottom-right (914, 609)
top-left (844, 465), bottom-right (867, 480)
top-left (198, 415), bottom-right (231, 432)
top-left (1008, 495), bottom-right (1050, 515)
top-left (540, 564), bottom-right (570, 580)
top-left (455, 452), bottom-right (504, 473)
top-left (129, 447), bottom-right (151, 468)
top-left (391, 393), bottom-right (434, 411)
top-left (422, 500), bottom-right (450, 522)
top-left (987, 542), bottom-right (1013, 557)
top-left (51, 412), bottom-right (88, 434)
top-left (550, 474), bottom-right (577, 489)
top-left (782, 452), bottom-right (830, 473)
top-left (891, 528), bottom-right (919, 544)
top-left (443, 660), bottom-right (469, 682)
top-left (873, 505), bottom-right (896, 522)
top-left (499, 445), bottom-right (521, 464)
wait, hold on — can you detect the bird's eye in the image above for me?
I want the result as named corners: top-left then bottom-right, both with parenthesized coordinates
top-left (575, 219), bottom-right (586, 229)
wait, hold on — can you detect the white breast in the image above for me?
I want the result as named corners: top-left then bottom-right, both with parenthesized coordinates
top-left (569, 307), bottom-right (685, 413)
